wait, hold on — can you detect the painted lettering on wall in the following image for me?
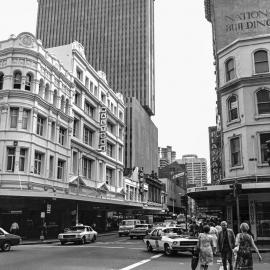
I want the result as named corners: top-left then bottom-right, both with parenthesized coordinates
top-left (225, 9), bottom-right (270, 32)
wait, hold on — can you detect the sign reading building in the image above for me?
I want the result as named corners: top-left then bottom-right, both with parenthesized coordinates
top-left (99, 107), bottom-right (107, 152)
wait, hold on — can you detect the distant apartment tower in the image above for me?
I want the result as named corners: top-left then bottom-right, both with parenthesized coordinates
top-left (158, 146), bottom-right (176, 168)
top-left (36, 0), bottom-right (155, 116)
top-left (177, 155), bottom-right (207, 187)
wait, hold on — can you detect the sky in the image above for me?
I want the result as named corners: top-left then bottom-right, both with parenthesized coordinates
top-left (0, 0), bottom-right (216, 178)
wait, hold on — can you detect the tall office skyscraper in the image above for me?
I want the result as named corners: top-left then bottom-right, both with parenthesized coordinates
top-left (36, 0), bottom-right (155, 116)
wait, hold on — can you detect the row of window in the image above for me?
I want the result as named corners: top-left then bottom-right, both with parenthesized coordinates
top-left (225, 49), bottom-right (270, 82)
top-left (229, 133), bottom-right (270, 167)
top-left (227, 88), bottom-right (270, 122)
top-left (7, 147), bottom-right (65, 180)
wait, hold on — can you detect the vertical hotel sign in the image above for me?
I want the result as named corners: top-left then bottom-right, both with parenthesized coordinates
top-left (99, 107), bottom-right (107, 152)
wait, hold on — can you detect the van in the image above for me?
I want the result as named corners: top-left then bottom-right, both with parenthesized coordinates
top-left (118, 219), bottom-right (141, 236)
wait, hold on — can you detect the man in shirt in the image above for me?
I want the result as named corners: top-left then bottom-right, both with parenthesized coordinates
top-left (217, 221), bottom-right (235, 270)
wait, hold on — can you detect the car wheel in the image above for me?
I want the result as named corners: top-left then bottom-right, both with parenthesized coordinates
top-left (1, 241), bottom-right (11, 252)
top-left (92, 235), bottom-right (96, 243)
top-left (164, 244), bottom-right (173, 256)
top-left (60, 241), bottom-right (65, 245)
top-left (146, 241), bottom-right (153, 252)
top-left (119, 233), bottom-right (122, 237)
top-left (130, 236), bottom-right (133, 239)
top-left (81, 237), bottom-right (86, 245)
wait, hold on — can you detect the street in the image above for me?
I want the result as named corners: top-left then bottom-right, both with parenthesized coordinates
top-left (1, 235), bottom-right (270, 270)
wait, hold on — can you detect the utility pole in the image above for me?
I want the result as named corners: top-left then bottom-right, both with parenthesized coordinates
top-left (230, 181), bottom-right (242, 232)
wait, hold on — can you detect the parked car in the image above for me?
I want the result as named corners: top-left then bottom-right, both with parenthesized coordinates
top-left (118, 219), bottom-right (141, 236)
top-left (143, 226), bottom-right (198, 255)
top-left (58, 224), bottom-right (97, 245)
top-left (0, 227), bottom-right (21, 252)
top-left (129, 224), bottom-right (153, 239)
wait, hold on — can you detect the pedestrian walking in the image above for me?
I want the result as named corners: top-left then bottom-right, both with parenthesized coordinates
top-left (209, 222), bottom-right (218, 249)
top-left (234, 222), bottom-right (262, 270)
top-left (217, 221), bottom-right (235, 270)
top-left (10, 221), bottom-right (19, 235)
top-left (197, 225), bottom-right (216, 270)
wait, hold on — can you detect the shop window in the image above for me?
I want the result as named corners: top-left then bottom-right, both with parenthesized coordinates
top-left (257, 89), bottom-right (270, 115)
top-left (254, 50), bottom-right (269, 74)
top-left (260, 133), bottom-right (270, 164)
top-left (225, 58), bottom-right (235, 81)
top-left (25, 73), bottom-right (32, 91)
top-left (256, 201), bottom-right (270, 237)
top-left (10, 107), bottom-right (19, 128)
top-left (0, 72), bottom-right (4, 90)
top-left (228, 95), bottom-right (239, 121)
top-left (230, 136), bottom-right (241, 167)
top-left (7, 147), bottom-right (16, 172)
top-left (13, 71), bottom-right (22, 89)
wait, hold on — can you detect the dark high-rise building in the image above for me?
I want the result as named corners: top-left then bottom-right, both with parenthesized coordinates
top-left (36, 0), bottom-right (155, 116)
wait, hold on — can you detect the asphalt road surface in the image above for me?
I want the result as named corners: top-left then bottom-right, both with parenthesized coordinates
top-left (1, 235), bottom-right (270, 270)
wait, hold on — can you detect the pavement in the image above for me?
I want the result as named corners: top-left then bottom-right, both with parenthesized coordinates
top-left (21, 231), bottom-right (118, 245)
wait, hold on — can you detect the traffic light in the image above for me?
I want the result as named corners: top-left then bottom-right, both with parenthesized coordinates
top-left (266, 140), bottom-right (270, 166)
top-left (229, 182), bottom-right (242, 197)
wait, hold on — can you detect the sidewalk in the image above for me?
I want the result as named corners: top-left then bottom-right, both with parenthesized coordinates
top-left (21, 231), bottom-right (118, 245)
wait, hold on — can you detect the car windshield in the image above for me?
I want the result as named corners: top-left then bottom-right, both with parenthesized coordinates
top-left (135, 224), bottom-right (148, 228)
top-left (121, 221), bottom-right (135, 226)
top-left (163, 228), bottom-right (183, 235)
top-left (68, 226), bottom-right (85, 232)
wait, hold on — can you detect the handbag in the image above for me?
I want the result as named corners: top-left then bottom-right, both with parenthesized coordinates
top-left (191, 246), bottom-right (200, 270)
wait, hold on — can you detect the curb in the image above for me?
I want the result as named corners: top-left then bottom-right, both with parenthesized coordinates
top-left (21, 232), bottom-right (118, 245)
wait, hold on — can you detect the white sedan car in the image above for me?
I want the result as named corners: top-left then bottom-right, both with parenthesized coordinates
top-left (58, 225), bottom-right (97, 245)
top-left (143, 227), bottom-right (198, 255)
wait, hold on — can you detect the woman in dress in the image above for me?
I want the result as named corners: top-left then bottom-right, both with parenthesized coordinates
top-left (235, 222), bottom-right (262, 270)
top-left (197, 225), bottom-right (216, 270)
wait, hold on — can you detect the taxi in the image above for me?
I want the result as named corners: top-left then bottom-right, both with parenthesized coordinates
top-left (58, 224), bottom-right (97, 245)
top-left (143, 226), bottom-right (198, 255)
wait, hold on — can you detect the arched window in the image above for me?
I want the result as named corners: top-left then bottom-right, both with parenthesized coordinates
top-left (44, 83), bottom-right (50, 101)
top-left (257, 89), bottom-right (270, 114)
top-left (225, 58), bottom-right (235, 81)
top-left (39, 79), bottom-right (44, 96)
top-left (60, 95), bottom-right (65, 111)
top-left (65, 99), bottom-right (69, 114)
top-left (0, 72), bottom-right (4, 90)
top-left (228, 95), bottom-right (239, 121)
top-left (13, 71), bottom-right (22, 89)
top-left (53, 90), bottom-right (58, 107)
top-left (254, 50), bottom-right (269, 74)
top-left (25, 73), bottom-right (32, 91)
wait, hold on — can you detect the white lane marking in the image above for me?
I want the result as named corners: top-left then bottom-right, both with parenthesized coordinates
top-left (119, 253), bottom-right (163, 270)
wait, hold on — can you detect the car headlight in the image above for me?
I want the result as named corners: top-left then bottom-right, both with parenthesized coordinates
top-left (76, 234), bottom-right (81, 238)
top-left (58, 235), bottom-right (63, 239)
top-left (172, 241), bottom-right (178, 245)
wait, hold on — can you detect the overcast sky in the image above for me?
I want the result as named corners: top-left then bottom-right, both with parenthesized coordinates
top-left (0, 0), bottom-right (216, 179)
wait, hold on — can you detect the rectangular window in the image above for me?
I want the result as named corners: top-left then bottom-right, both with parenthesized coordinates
top-left (119, 127), bottom-right (123, 140)
top-left (74, 92), bottom-right (81, 107)
top-left (101, 93), bottom-right (106, 103)
top-left (36, 116), bottom-right (45, 136)
top-left (83, 126), bottom-right (93, 146)
top-left (73, 118), bottom-right (79, 137)
top-left (106, 168), bottom-right (113, 185)
top-left (34, 152), bottom-right (43, 175)
top-left (118, 146), bottom-right (123, 162)
top-left (7, 147), bottom-right (16, 171)
top-left (51, 122), bottom-right (56, 141)
top-left (85, 76), bottom-right (89, 88)
top-left (84, 101), bottom-right (94, 118)
top-left (10, 108), bottom-right (19, 128)
top-left (22, 109), bottom-right (30, 130)
top-left (72, 151), bottom-right (78, 175)
top-left (57, 159), bottom-right (65, 180)
top-left (59, 126), bottom-right (66, 146)
top-left (107, 143), bottom-right (113, 157)
top-left (260, 133), bottom-right (270, 163)
top-left (230, 137), bottom-right (241, 167)
top-left (82, 157), bottom-right (92, 179)
top-left (76, 68), bottom-right (83, 81)
top-left (94, 86), bottom-right (98, 96)
top-left (19, 148), bottom-right (27, 172)
top-left (49, 156), bottom-right (54, 178)
top-left (90, 81), bottom-right (93, 92)
top-left (107, 122), bottom-right (114, 134)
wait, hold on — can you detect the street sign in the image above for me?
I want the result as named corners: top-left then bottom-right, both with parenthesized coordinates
top-left (46, 203), bottom-right (51, 214)
top-left (40, 212), bottom-right (45, 218)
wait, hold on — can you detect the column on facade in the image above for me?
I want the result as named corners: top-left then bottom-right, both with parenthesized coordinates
top-left (0, 105), bottom-right (8, 129)
top-left (3, 74), bottom-right (12, 89)
top-left (32, 79), bottom-right (39, 94)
